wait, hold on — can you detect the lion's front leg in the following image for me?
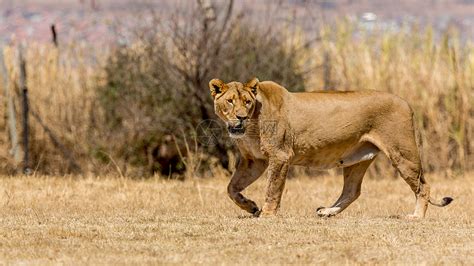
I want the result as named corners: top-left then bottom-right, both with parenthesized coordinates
top-left (260, 158), bottom-right (290, 217)
top-left (227, 158), bottom-right (267, 216)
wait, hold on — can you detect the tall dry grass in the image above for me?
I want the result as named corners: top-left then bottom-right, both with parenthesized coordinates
top-left (1, 44), bottom-right (104, 174)
top-left (0, 21), bottom-right (472, 176)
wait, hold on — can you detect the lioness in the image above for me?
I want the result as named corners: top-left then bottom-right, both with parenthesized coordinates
top-left (209, 78), bottom-right (453, 218)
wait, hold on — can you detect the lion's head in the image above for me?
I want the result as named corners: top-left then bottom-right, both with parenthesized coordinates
top-left (208, 78), bottom-right (259, 138)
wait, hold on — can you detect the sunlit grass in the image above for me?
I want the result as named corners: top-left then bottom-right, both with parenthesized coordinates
top-left (0, 173), bottom-right (471, 264)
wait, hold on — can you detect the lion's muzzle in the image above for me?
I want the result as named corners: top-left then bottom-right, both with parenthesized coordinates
top-left (227, 120), bottom-right (246, 137)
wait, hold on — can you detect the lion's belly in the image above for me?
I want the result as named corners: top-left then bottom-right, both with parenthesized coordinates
top-left (290, 136), bottom-right (362, 169)
top-left (291, 136), bottom-right (380, 169)
top-left (291, 146), bottom-right (347, 169)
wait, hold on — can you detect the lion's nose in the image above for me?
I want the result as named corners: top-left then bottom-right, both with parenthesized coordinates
top-left (236, 115), bottom-right (247, 121)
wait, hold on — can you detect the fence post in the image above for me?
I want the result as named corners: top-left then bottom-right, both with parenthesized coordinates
top-left (51, 24), bottom-right (58, 47)
top-left (18, 45), bottom-right (31, 175)
top-left (0, 44), bottom-right (22, 168)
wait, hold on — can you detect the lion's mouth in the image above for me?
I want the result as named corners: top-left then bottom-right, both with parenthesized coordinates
top-left (227, 124), bottom-right (245, 137)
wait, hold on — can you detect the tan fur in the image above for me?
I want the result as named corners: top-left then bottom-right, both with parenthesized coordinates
top-left (209, 78), bottom-right (452, 218)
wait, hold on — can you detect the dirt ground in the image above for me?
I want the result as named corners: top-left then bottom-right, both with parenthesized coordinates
top-left (0, 173), bottom-right (472, 264)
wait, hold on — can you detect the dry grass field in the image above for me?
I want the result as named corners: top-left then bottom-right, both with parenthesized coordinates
top-left (0, 173), bottom-right (472, 264)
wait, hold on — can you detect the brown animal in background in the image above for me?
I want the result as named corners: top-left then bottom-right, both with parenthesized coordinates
top-left (151, 135), bottom-right (186, 177)
top-left (209, 78), bottom-right (453, 218)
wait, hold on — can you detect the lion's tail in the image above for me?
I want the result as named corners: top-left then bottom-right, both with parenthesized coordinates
top-left (429, 197), bottom-right (453, 207)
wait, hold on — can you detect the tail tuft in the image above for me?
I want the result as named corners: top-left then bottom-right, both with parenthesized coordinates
top-left (441, 197), bottom-right (453, 206)
top-left (429, 197), bottom-right (453, 207)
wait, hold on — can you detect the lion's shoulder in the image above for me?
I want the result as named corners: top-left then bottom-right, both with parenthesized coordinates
top-left (256, 81), bottom-right (290, 109)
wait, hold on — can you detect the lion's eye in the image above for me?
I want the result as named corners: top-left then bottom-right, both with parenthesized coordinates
top-left (227, 99), bottom-right (234, 105)
top-left (245, 100), bottom-right (252, 105)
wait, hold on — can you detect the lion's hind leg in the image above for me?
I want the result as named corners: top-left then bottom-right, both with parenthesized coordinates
top-left (382, 118), bottom-right (453, 218)
top-left (373, 125), bottom-right (432, 219)
top-left (393, 153), bottom-right (453, 219)
top-left (317, 158), bottom-right (374, 217)
top-left (390, 153), bottom-right (431, 219)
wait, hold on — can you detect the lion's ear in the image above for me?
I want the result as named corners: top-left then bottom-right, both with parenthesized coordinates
top-left (246, 77), bottom-right (259, 95)
top-left (209, 78), bottom-right (227, 98)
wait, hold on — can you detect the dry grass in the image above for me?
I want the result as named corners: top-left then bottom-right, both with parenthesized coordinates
top-left (0, 173), bottom-right (472, 264)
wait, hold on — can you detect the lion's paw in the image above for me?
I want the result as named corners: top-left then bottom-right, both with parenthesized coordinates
top-left (316, 206), bottom-right (340, 218)
top-left (258, 210), bottom-right (277, 218)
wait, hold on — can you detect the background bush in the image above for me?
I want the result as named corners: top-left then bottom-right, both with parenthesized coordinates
top-left (96, 2), bottom-right (308, 176)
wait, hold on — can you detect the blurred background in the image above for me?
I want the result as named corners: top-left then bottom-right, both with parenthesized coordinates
top-left (0, 0), bottom-right (472, 178)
